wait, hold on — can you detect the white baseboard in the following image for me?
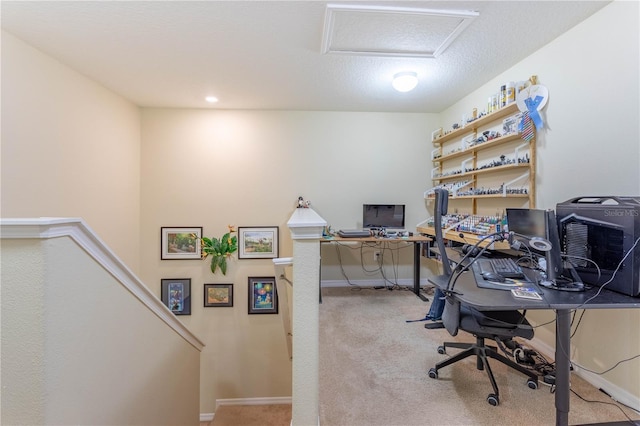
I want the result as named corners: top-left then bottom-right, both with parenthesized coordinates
top-left (321, 278), bottom-right (432, 288)
top-left (202, 397), bottom-right (293, 424)
top-left (199, 412), bottom-right (214, 423)
top-left (215, 396), bottom-right (292, 409)
top-left (530, 333), bottom-right (640, 411)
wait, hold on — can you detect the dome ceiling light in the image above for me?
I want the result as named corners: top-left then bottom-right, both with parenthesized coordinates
top-left (392, 72), bottom-right (418, 92)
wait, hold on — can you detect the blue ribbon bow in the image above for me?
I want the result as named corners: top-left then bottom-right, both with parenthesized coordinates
top-left (524, 95), bottom-right (544, 130)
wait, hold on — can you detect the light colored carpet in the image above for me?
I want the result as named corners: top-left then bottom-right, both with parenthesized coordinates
top-left (318, 286), bottom-right (639, 426)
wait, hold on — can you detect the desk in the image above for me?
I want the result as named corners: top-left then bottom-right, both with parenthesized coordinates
top-left (321, 235), bottom-right (431, 300)
top-left (428, 272), bottom-right (640, 426)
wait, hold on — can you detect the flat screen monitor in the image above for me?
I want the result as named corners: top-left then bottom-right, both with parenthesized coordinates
top-left (507, 208), bottom-right (562, 273)
top-left (506, 208), bottom-right (583, 291)
top-left (363, 204), bottom-right (405, 230)
top-left (505, 208), bottom-right (547, 242)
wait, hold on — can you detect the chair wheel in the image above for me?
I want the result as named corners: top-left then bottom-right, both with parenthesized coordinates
top-left (487, 394), bottom-right (499, 406)
top-left (428, 368), bottom-right (438, 379)
top-left (437, 346), bottom-right (446, 354)
top-left (527, 379), bottom-right (538, 390)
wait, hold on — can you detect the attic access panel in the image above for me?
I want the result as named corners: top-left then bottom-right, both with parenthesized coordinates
top-left (321, 4), bottom-right (478, 58)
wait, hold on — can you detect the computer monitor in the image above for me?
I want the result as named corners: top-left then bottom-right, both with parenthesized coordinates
top-left (506, 208), bottom-right (584, 291)
top-left (363, 204), bottom-right (405, 230)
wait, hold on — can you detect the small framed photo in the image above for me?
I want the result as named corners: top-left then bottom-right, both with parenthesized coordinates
top-left (248, 277), bottom-right (278, 315)
top-left (238, 226), bottom-right (279, 259)
top-left (161, 227), bottom-right (202, 260)
top-left (161, 278), bottom-right (191, 315)
top-left (204, 284), bottom-right (233, 307)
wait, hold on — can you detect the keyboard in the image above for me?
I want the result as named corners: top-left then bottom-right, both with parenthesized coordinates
top-left (477, 258), bottom-right (525, 278)
top-left (338, 229), bottom-right (371, 238)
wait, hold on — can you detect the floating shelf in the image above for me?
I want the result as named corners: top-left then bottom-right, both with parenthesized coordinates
top-left (432, 103), bottom-right (520, 146)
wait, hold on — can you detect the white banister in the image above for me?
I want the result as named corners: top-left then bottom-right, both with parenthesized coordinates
top-left (1, 217), bottom-right (204, 424)
top-left (286, 207), bottom-right (327, 426)
top-left (0, 217), bottom-right (205, 350)
top-left (273, 257), bottom-right (294, 361)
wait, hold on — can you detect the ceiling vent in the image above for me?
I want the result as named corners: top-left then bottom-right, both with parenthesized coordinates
top-left (321, 4), bottom-right (478, 58)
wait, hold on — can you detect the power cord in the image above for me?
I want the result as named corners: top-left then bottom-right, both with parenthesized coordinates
top-left (333, 242), bottom-right (361, 289)
top-left (494, 338), bottom-right (555, 379)
top-left (575, 236), bottom-right (640, 309)
top-left (333, 240), bottom-right (414, 290)
top-left (573, 354), bottom-right (640, 376)
top-left (493, 337), bottom-right (558, 391)
top-left (563, 253), bottom-right (602, 282)
top-left (572, 387), bottom-right (640, 422)
top-left (570, 309), bottom-right (586, 338)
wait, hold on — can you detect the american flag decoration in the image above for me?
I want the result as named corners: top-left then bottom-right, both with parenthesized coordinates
top-left (519, 111), bottom-right (535, 142)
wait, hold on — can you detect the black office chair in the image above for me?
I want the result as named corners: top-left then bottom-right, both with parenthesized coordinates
top-left (427, 189), bottom-right (538, 406)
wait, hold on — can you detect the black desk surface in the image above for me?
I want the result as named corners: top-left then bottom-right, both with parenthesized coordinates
top-left (429, 273), bottom-right (640, 311)
top-left (428, 247), bottom-right (640, 310)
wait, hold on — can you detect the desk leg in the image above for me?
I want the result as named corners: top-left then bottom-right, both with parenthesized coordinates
top-left (555, 309), bottom-right (571, 426)
top-left (414, 242), bottom-right (428, 301)
top-left (319, 255), bottom-right (322, 304)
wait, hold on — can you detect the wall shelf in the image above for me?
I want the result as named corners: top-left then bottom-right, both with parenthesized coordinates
top-left (433, 162), bottom-right (531, 182)
top-left (433, 132), bottom-right (523, 163)
top-left (432, 103), bottom-right (520, 146)
top-left (423, 97), bottom-right (536, 241)
top-left (415, 225), bottom-right (510, 249)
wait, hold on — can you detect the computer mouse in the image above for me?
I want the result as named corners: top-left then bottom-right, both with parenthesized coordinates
top-left (481, 271), bottom-right (507, 282)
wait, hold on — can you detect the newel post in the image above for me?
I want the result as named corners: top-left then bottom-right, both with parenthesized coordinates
top-left (286, 207), bottom-right (326, 426)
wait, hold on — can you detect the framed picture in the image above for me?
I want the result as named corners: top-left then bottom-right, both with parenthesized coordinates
top-left (248, 277), bottom-right (278, 314)
top-left (161, 278), bottom-right (191, 315)
top-left (238, 226), bottom-right (279, 259)
top-left (161, 227), bottom-right (202, 260)
top-left (204, 283), bottom-right (233, 307)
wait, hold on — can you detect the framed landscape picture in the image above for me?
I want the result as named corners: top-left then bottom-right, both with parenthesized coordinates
top-left (204, 283), bottom-right (233, 307)
top-left (247, 276), bottom-right (278, 314)
top-left (238, 226), bottom-right (279, 259)
top-left (161, 227), bottom-right (202, 260)
top-left (161, 278), bottom-right (191, 315)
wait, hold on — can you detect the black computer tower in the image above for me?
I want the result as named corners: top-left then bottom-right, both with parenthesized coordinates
top-left (556, 196), bottom-right (640, 297)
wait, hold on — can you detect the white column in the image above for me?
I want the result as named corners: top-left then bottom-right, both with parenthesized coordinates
top-left (286, 208), bottom-right (326, 426)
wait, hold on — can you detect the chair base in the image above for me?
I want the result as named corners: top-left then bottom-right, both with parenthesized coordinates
top-left (424, 321), bottom-right (445, 329)
top-left (429, 336), bottom-right (538, 406)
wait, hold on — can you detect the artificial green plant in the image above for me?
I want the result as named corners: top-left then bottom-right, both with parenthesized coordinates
top-left (201, 225), bottom-right (238, 275)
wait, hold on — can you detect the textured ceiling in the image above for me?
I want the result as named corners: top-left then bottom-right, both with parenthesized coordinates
top-left (322, 4), bottom-right (478, 57)
top-left (1, 1), bottom-right (610, 112)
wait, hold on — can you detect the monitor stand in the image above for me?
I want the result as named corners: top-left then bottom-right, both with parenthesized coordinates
top-left (538, 264), bottom-right (585, 292)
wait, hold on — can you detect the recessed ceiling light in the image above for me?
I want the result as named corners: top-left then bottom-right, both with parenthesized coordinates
top-left (392, 72), bottom-right (418, 92)
top-left (205, 96), bottom-right (219, 103)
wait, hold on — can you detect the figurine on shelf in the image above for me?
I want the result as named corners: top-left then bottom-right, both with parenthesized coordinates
top-left (296, 196), bottom-right (311, 208)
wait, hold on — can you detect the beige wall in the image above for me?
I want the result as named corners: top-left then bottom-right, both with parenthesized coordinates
top-left (1, 31), bottom-right (142, 271)
top-left (440, 1), bottom-right (640, 204)
top-left (139, 109), bottom-right (439, 412)
top-left (438, 1), bottom-right (640, 403)
top-left (1, 235), bottom-right (201, 425)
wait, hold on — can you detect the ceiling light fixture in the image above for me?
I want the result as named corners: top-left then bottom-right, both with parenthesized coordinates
top-left (205, 96), bottom-right (219, 103)
top-left (392, 72), bottom-right (418, 92)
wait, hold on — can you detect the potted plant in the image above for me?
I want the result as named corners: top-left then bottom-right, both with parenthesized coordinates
top-left (201, 225), bottom-right (238, 275)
